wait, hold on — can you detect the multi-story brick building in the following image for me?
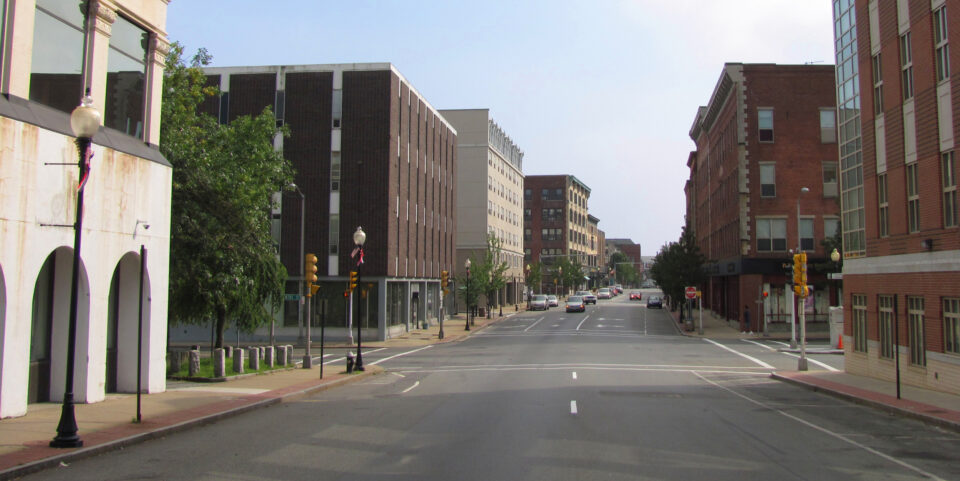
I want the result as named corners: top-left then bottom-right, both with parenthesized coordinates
top-left (439, 109), bottom-right (525, 310)
top-left (587, 215), bottom-right (602, 287)
top-left (523, 175), bottom-right (592, 294)
top-left (833, 0), bottom-right (960, 395)
top-left (201, 64), bottom-right (457, 342)
top-left (687, 63), bottom-right (840, 333)
top-left (1, 0), bottom-right (171, 418)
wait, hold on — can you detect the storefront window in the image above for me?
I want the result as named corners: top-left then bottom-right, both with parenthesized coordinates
top-left (105, 15), bottom-right (147, 138)
top-left (30, 0), bottom-right (85, 113)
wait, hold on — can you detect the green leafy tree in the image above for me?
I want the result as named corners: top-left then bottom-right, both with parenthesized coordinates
top-left (162, 43), bottom-right (293, 348)
top-left (649, 225), bottom-right (707, 310)
top-left (456, 256), bottom-right (482, 313)
top-left (475, 233), bottom-right (509, 313)
top-left (525, 261), bottom-right (543, 297)
top-left (555, 256), bottom-right (584, 294)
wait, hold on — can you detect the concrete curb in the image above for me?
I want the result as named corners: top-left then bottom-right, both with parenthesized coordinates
top-left (770, 372), bottom-right (960, 434)
top-left (0, 369), bottom-right (378, 481)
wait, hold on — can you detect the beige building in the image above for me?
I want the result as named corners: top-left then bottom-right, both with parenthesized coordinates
top-left (1, 0), bottom-right (171, 418)
top-left (441, 109), bottom-right (525, 309)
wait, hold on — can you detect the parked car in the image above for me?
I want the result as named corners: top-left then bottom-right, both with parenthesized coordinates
top-left (576, 290), bottom-right (597, 304)
top-left (597, 288), bottom-right (611, 299)
top-left (646, 295), bottom-right (662, 309)
top-left (547, 295), bottom-right (559, 307)
top-left (530, 294), bottom-right (548, 311)
top-left (629, 291), bottom-right (642, 301)
top-left (565, 296), bottom-right (586, 312)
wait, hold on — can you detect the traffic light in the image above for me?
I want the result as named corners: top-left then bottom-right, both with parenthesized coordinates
top-left (792, 253), bottom-right (809, 297)
top-left (441, 270), bottom-right (449, 289)
top-left (304, 253), bottom-right (318, 298)
top-left (349, 270), bottom-right (359, 292)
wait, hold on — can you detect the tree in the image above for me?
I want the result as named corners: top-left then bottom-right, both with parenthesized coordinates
top-left (476, 233), bottom-right (509, 314)
top-left (162, 43), bottom-right (293, 348)
top-left (526, 261), bottom-right (543, 297)
top-left (555, 256), bottom-right (584, 294)
top-left (649, 225), bottom-right (707, 310)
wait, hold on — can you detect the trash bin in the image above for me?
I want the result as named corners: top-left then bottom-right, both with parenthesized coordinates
top-left (829, 306), bottom-right (844, 349)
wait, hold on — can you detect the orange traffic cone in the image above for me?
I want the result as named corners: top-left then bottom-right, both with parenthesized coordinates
top-left (837, 335), bottom-right (844, 350)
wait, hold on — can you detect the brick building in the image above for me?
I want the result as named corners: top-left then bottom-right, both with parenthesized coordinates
top-left (439, 109), bottom-right (525, 311)
top-left (606, 239), bottom-right (643, 287)
top-left (833, 0), bottom-right (960, 395)
top-left (201, 64), bottom-right (457, 342)
top-left (687, 63), bottom-right (840, 333)
top-left (523, 175), bottom-right (592, 294)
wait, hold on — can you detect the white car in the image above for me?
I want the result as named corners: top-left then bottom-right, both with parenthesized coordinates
top-left (547, 295), bottom-right (559, 307)
top-left (530, 294), bottom-right (548, 311)
top-left (576, 290), bottom-right (597, 304)
top-left (597, 288), bottom-right (611, 299)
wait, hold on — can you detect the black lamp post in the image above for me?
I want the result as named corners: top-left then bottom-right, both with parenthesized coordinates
top-left (353, 227), bottom-right (366, 371)
top-left (465, 259), bottom-right (471, 331)
top-left (51, 91), bottom-right (100, 448)
top-left (525, 264), bottom-right (531, 310)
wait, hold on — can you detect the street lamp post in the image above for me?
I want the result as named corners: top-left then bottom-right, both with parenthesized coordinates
top-left (465, 259), bottom-right (471, 331)
top-left (286, 184), bottom-right (305, 346)
top-left (353, 227), bottom-right (366, 372)
top-left (797, 186), bottom-right (810, 370)
top-left (558, 266), bottom-right (563, 299)
top-left (525, 264), bottom-right (531, 310)
top-left (51, 91), bottom-right (100, 448)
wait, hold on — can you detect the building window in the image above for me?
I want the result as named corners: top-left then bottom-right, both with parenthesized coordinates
top-left (824, 217), bottom-right (839, 241)
top-left (853, 295), bottom-right (867, 353)
top-left (758, 108), bottom-right (774, 142)
top-left (756, 218), bottom-right (787, 252)
top-left (943, 297), bottom-right (960, 355)
top-left (105, 15), bottom-right (148, 138)
top-left (330, 152), bottom-right (341, 191)
top-left (934, 6), bottom-right (950, 83)
top-left (878, 173), bottom-right (889, 237)
top-left (332, 89), bottom-right (342, 128)
top-left (820, 109), bottom-right (837, 143)
top-left (328, 214), bottom-right (339, 255)
top-left (760, 163), bottom-right (776, 197)
top-left (524, 189), bottom-right (531, 200)
top-left (29, 0), bottom-right (86, 114)
top-left (943, 151), bottom-right (957, 228)
top-left (879, 295), bottom-right (894, 359)
top-left (872, 54), bottom-right (884, 114)
top-left (823, 162), bottom-right (838, 198)
top-left (900, 32), bottom-right (914, 101)
top-left (908, 296), bottom-right (926, 366)
top-left (524, 208), bottom-right (531, 220)
top-left (800, 218), bottom-right (815, 251)
top-left (906, 163), bottom-right (920, 233)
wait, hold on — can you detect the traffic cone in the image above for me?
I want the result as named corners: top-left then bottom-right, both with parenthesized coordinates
top-left (837, 335), bottom-right (844, 350)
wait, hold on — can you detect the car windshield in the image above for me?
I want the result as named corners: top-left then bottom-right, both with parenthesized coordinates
top-left (548, 295), bottom-right (557, 299)
top-left (567, 296), bottom-right (583, 303)
top-left (599, 288), bottom-right (609, 292)
top-left (649, 296), bottom-right (660, 301)
top-left (533, 295), bottom-right (547, 301)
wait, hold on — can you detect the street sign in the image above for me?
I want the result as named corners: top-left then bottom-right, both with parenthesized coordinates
top-left (685, 286), bottom-right (697, 299)
top-left (284, 293), bottom-right (300, 301)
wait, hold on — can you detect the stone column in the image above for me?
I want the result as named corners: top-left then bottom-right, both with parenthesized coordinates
top-left (188, 349), bottom-right (200, 377)
top-left (278, 346), bottom-right (288, 366)
top-left (213, 348), bottom-right (226, 377)
top-left (264, 346), bottom-right (275, 368)
top-left (169, 350), bottom-right (182, 374)
top-left (249, 348), bottom-right (260, 371)
top-left (233, 348), bottom-right (245, 374)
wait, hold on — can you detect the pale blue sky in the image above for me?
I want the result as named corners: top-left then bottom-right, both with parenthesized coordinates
top-left (166, 0), bottom-right (836, 255)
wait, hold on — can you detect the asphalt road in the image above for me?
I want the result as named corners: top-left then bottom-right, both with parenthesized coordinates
top-left (25, 292), bottom-right (960, 480)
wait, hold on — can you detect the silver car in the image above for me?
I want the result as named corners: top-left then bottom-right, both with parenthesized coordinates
top-left (547, 295), bottom-right (559, 307)
top-left (530, 294), bottom-right (548, 311)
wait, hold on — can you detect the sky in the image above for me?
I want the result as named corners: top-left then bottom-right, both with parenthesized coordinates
top-left (165, 1), bottom-right (836, 255)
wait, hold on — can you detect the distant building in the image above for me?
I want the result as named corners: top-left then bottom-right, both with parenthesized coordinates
top-left (201, 63), bottom-right (457, 341)
top-left (1, 0), bottom-right (171, 418)
top-left (587, 215), bottom-right (603, 287)
top-left (440, 109), bottom-right (525, 310)
top-left (832, 0), bottom-right (960, 395)
top-left (687, 63), bottom-right (839, 333)
top-left (523, 175), bottom-right (592, 294)
top-left (606, 239), bottom-right (643, 286)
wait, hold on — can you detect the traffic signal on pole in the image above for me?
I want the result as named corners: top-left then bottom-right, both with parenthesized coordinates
top-left (304, 253), bottom-right (318, 298)
top-left (441, 270), bottom-right (449, 289)
top-left (349, 270), bottom-right (358, 292)
top-left (792, 253), bottom-right (803, 286)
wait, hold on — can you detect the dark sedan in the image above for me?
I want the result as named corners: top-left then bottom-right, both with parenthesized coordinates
top-left (565, 296), bottom-right (586, 313)
top-left (646, 296), bottom-right (662, 308)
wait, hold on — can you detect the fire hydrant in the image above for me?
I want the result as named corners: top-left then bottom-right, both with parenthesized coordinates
top-left (346, 352), bottom-right (355, 373)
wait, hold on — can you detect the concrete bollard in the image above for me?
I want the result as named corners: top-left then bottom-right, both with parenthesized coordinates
top-left (225, 346), bottom-right (233, 358)
top-left (285, 345), bottom-right (294, 366)
top-left (233, 348), bottom-right (245, 374)
top-left (278, 345), bottom-right (289, 366)
top-left (188, 350), bottom-right (201, 377)
top-left (259, 347), bottom-right (265, 360)
top-left (213, 348), bottom-right (226, 377)
top-left (249, 348), bottom-right (260, 371)
top-left (265, 346), bottom-right (275, 368)
top-left (169, 350), bottom-right (182, 374)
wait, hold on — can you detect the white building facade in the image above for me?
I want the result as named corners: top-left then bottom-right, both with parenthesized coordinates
top-left (441, 109), bottom-right (525, 308)
top-left (0, 0), bottom-right (171, 418)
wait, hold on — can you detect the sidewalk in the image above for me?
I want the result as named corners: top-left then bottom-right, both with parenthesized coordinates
top-left (668, 305), bottom-right (960, 432)
top-left (0, 312), bottom-right (506, 480)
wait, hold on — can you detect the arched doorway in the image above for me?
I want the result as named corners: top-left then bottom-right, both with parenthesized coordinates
top-left (29, 248), bottom-right (90, 403)
top-left (107, 252), bottom-right (151, 393)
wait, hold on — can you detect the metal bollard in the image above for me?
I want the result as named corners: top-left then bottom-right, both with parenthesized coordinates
top-left (346, 352), bottom-right (355, 373)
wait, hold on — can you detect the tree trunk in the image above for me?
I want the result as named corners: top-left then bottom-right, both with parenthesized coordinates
top-left (215, 306), bottom-right (226, 349)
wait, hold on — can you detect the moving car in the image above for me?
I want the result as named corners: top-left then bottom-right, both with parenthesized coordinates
top-left (597, 288), bottom-right (611, 299)
top-left (530, 294), bottom-right (548, 311)
top-left (646, 295), bottom-right (662, 309)
top-left (629, 291), bottom-right (642, 301)
top-left (576, 290), bottom-right (597, 304)
top-left (547, 295), bottom-right (559, 307)
top-left (565, 296), bottom-right (586, 312)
